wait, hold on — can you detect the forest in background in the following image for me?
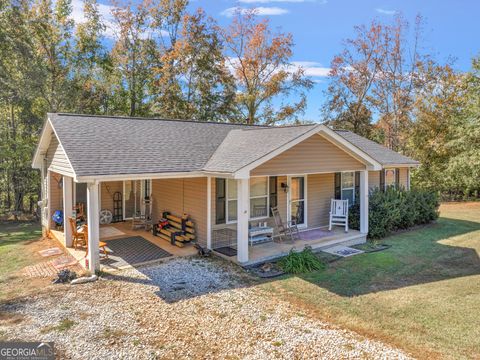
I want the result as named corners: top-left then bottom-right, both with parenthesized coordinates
top-left (1, 0), bottom-right (479, 215)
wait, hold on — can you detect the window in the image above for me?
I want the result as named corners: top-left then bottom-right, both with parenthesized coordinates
top-left (385, 169), bottom-right (396, 189)
top-left (216, 177), bottom-right (277, 224)
top-left (341, 172), bottom-right (355, 206)
top-left (250, 177), bottom-right (268, 219)
top-left (215, 178), bottom-right (226, 224)
top-left (289, 176), bottom-right (305, 225)
top-left (226, 178), bottom-right (237, 222)
top-left (143, 180), bottom-right (151, 199)
top-left (269, 176), bottom-right (278, 216)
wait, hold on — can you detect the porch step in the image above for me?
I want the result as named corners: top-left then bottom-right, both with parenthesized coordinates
top-left (241, 232), bottom-right (367, 268)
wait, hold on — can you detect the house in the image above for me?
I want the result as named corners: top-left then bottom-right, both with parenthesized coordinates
top-left (32, 113), bottom-right (419, 271)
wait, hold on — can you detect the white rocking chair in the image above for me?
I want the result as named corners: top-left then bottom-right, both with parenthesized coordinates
top-left (329, 199), bottom-right (349, 232)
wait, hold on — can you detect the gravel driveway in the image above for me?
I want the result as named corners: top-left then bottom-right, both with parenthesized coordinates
top-left (0, 257), bottom-right (411, 359)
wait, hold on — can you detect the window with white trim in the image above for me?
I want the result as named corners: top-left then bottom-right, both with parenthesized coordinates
top-left (385, 169), bottom-right (396, 188)
top-left (341, 172), bottom-right (355, 206)
top-left (226, 178), bottom-right (237, 222)
top-left (221, 177), bottom-right (273, 224)
top-left (250, 177), bottom-right (268, 219)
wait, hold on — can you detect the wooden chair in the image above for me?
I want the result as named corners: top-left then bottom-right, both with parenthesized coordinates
top-left (271, 206), bottom-right (299, 243)
top-left (83, 224), bottom-right (109, 259)
top-left (329, 199), bottom-right (349, 232)
top-left (68, 217), bottom-right (86, 250)
top-left (75, 203), bottom-right (86, 222)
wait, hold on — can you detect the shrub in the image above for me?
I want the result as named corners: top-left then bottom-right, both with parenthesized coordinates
top-left (278, 246), bottom-right (326, 274)
top-left (349, 187), bottom-right (439, 239)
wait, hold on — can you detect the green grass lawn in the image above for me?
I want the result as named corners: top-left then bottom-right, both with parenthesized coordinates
top-left (263, 202), bottom-right (480, 359)
top-left (0, 221), bottom-right (42, 280)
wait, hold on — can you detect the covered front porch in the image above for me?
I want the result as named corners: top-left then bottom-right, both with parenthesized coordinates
top-left (213, 227), bottom-right (366, 266)
top-left (210, 171), bottom-right (370, 265)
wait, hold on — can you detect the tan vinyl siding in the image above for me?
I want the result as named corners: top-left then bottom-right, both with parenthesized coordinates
top-left (46, 133), bottom-right (74, 176)
top-left (369, 171), bottom-right (381, 190)
top-left (251, 134), bottom-right (365, 176)
top-left (100, 181), bottom-right (123, 212)
top-left (151, 178), bottom-right (208, 247)
top-left (307, 173), bottom-right (334, 228)
top-left (49, 171), bottom-right (63, 228)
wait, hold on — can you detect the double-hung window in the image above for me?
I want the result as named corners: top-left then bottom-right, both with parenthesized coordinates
top-left (250, 177), bottom-right (269, 219)
top-left (385, 169), bottom-right (396, 189)
top-left (216, 177), bottom-right (276, 224)
top-left (341, 172), bottom-right (355, 206)
top-left (226, 179), bottom-right (237, 223)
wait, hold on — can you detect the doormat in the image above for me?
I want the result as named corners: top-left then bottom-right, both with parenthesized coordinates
top-left (214, 246), bottom-right (237, 257)
top-left (103, 236), bottom-right (172, 268)
top-left (39, 247), bottom-right (63, 257)
top-left (322, 245), bottom-right (364, 257)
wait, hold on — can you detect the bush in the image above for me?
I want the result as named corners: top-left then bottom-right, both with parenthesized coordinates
top-left (278, 246), bottom-right (326, 274)
top-left (349, 187), bottom-right (439, 239)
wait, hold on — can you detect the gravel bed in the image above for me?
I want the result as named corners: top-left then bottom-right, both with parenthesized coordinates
top-left (0, 257), bottom-right (412, 359)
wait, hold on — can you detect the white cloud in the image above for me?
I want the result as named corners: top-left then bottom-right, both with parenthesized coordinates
top-left (238, 0), bottom-right (326, 3)
top-left (70, 0), bottom-right (169, 39)
top-left (70, 0), bottom-right (118, 38)
top-left (375, 8), bottom-right (396, 15)
top-left (221, 6), bottom-right (289, 17)
top-left (291, 61), bottom-right (331, 77)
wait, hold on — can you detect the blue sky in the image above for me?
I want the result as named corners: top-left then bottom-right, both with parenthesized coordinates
top-left (194, 0), bottom-right (480, 121)
top-left (78, 0), bottom-right (480, 121)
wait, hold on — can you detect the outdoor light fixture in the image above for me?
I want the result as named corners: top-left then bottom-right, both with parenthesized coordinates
top-left (281, 182), bottom-right (289, 193)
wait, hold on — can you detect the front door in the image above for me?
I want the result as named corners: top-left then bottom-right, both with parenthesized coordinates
top-left (288, 176), bottom-right (306, 227)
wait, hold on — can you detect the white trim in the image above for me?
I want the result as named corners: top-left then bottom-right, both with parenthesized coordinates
top-left (236, 179), bottom-right (249, 263)
top-left (87, 182), bottom-right (100, 272)
top-left (76, 171), bottom-right (207, 183)
top-left (32, 119), bottom-right (52, 169)
top-left (359, 170), bottom-right (369, 234)
top-left (63, 176), bottom-right (73, 247)
top-left (207, 176), bottom-right (212, 249)
top-left (287, 175), bottom-right (308, 229)
top-left (46, 170), bottom-right (52, 231)
top-left (382, 163), bottom-right (420, 168)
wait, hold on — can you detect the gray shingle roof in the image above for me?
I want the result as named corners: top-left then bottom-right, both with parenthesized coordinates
top-left (47, 113), bottom-right (418, 178)
top-left (334, 130), bottom-right (419, 166)
top-left (49, 113), bottom-right (258, 177)
top-left (203, 125), bottom-right (319, 173)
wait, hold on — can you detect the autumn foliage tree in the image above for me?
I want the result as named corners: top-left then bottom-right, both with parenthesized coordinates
top-left (324, 15), bottom-right (426, 150)
top-left (220, 9), bottom-right (313, 125)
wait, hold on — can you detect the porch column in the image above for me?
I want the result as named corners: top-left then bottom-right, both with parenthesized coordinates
top-left (63, 176), bottom-right (73, 247)
top-left (359, 170), bottom-right (369, 234)
top-left (87, 182), bottom-right (100, 272)
top-left (206, 176), bottom-right (212, 250)
top-left (237, 178), bottom-right (250, 263)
